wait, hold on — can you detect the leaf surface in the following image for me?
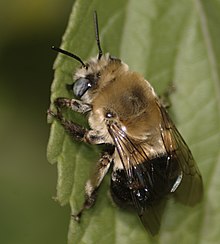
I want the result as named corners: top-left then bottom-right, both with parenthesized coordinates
top-left (47, 0), bottom-right (220, 243)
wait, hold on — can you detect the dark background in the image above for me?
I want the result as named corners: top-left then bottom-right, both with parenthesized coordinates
top-left (0, 1), bottom-right (74, 243)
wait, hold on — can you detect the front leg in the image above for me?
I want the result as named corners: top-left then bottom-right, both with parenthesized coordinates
top-left (48, 97), bottom-right (105, 143)
top-left (47, 109), bottom-right (105, 144)
top-left (54, 97), bottom-right (92, 113)
top-left (47, 109), bottom-right (87, 141)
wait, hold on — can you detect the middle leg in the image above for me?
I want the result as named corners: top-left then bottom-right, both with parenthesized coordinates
top-left (73, 148), bottom-right (114, 221)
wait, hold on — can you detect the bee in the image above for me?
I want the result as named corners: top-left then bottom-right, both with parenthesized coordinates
top-left (48, 11), bottom-right (203, 235)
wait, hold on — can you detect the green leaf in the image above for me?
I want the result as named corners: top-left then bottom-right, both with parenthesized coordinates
top-left (47, 0), bottom-right (220, 243)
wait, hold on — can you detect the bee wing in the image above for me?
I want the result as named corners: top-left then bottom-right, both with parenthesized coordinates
top-left (139, 199), bottom-right (166, 235)
top-left (108, 123), bottom-right (178, 235)
top-left (158, 104), bottom-right (203, 206)
top-left (108, 102), bottom-right (203, 234)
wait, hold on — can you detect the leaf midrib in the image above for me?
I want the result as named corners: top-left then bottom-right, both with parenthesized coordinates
top-left (195, 0), bottom-right (220, 114)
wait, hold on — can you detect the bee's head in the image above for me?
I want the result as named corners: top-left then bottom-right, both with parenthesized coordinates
top-left (73, 54), bottom-right (122, 102)
top-left (52, 11), bottom-right (123, 103)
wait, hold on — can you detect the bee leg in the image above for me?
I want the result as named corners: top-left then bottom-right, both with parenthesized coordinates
top-left (72, 151), bottom-right (113, 221)
top-left (47, 109), bottom-right (106, 144)
top-left (47, 109), bottom-right (87, 141)
top-left (159, 83), bottom-right (175, 109)
top-left (54, 97), bottom-right (92, 113)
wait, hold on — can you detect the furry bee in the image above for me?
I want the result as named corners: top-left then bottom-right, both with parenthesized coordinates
top-left (48, 12), bottom-right (203, 235)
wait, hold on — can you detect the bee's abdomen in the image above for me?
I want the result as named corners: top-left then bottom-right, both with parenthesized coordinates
top-left (110, 155), bottom-right (180, 208)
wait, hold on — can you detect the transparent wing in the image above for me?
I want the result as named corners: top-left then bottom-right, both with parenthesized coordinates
top-left (159, 104), bottom-right (203, 206)
top-left (108, 103), bottom-right (203, 234)
top-left (108, 122), bottom-right (180, 235)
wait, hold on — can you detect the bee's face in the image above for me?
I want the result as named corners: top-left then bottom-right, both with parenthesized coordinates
top-left (73, 54), bottom-right (124, 103)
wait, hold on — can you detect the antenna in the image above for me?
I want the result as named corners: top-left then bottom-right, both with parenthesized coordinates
top-left (51, 46), bottom-right (86, 67)
top-left (93, 11), bottom-right (103, 59)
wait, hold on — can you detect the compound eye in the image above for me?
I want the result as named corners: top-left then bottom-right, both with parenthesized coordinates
top-left (73, 77), bottom-right (92, 97)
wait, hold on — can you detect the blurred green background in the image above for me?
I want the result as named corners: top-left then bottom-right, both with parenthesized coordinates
top-left (0, 0), bottom-right (75, 243)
